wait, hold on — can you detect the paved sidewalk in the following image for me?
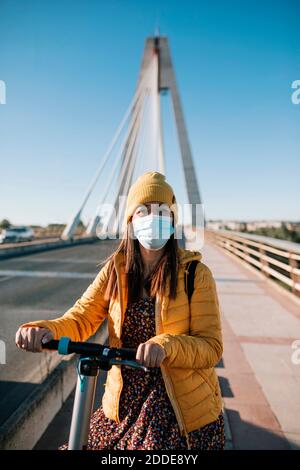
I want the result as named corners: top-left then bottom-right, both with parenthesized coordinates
top-left (203, 241), bottom-right (300, 450)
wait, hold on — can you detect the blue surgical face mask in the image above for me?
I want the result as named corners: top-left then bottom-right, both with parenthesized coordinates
top-left (132, 214), bottom-right (175, 251)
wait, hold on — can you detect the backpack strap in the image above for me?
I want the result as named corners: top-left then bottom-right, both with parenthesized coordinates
top-left (184, 260), bottom-right (199, 303)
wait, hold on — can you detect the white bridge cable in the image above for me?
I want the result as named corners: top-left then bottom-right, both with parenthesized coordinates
top-left (75, 62), bottom-right (155, 215)
top-left (84, 53), bottom-right (161, 237)
top-left (118, 91), bottom-right (152, 233)
top-left (97, 90), bottom-right (146, 205)
top-left (113, 93), bottom-right (146, 202)
top-left (131, 91), bottom-right (151, 183)
top-left (108, 59), bottom-right (156, 210)
top-left (76, 62), bottom-right (156, 237)
top-left (113, 57), bottom-right (155, 195)
top-left (132, 86), bottom-right (153, 178)
top-left (152, 52), bottom-right (161, 172)
top-left (89, 61), bottom-right (156, 236)
top-left (89, 88), bottom-right (147, 223)
top-left (147, 57), bottom-right (156, 171)
top-left (114, 93), bottom-right (144, 192)
top-left (110, 88), bottom-right (150, 234)
top-left (155, 59), bottom-right (165, 174)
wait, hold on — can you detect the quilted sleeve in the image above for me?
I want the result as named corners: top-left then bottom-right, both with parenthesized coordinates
top-left (147, 262), bottom-right (223, 369)
top-left (19, 262), bottom-right (111, 342)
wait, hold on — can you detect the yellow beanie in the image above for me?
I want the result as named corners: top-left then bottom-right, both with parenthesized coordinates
top-left (125, 171), bottom-right (178, 224)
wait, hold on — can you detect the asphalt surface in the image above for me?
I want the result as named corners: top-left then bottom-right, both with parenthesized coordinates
top-left (0, 239), bottom-right (118, 426)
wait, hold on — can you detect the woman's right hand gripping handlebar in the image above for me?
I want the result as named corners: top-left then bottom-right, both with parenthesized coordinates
top-left (15, 327), bottom-right (54, 353)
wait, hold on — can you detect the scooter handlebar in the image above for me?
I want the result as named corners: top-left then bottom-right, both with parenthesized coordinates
top-left (42, 337), bottom-right (137, 361)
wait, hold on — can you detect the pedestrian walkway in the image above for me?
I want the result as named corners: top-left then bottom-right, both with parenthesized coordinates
top-left (203, 241), bottom-right (300, 450)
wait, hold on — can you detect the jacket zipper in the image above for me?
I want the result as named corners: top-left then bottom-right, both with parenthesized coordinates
top-left (114, 256), bottom-right (124, 425)
top-left (114, 259), bottom-right (192, 448)
top-left (155, 296), bottom-right (191, 450)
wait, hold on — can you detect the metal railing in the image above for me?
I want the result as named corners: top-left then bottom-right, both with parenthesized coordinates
top-left (206, 230), bottom-right (300, 296)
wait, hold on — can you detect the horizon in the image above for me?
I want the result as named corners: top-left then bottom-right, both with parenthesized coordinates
top-left (2, 217), bottom-right (300, 230)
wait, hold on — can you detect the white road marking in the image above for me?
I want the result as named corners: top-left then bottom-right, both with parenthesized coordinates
top-left (8, 258), bottom-right (100, 264)
top-left (0, 276), bottom-right (13, 283)
top-left (0, 270), bottom-right (95, 279)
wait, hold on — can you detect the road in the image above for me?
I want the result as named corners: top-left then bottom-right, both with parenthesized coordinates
top-left (0, 239), bottom-right (118, 426)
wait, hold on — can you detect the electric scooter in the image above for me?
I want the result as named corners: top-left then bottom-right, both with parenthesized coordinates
top-left (42, 337), bottom-right (148, 450)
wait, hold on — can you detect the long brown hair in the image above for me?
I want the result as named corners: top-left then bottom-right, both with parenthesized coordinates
top-left (97, 219), bottom-right (180, 304)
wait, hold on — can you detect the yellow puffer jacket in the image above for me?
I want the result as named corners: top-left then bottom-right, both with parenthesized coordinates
top-left (20, 247), bottom-right (223, 448)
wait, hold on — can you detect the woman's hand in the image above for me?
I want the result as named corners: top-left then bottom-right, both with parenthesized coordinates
top-left (136, 341), bottom-right (166, 368)
top-left (15, 327), bottom-right (54, 353)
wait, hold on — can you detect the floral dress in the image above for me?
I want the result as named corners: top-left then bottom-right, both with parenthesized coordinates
top-left (60, 296), bottom-right (225, 450)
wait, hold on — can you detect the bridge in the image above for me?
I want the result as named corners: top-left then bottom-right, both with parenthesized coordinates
top-left (0, 35), bottom-right (299, 450)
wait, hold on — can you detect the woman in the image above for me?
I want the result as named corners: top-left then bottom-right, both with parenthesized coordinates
top-left (16, 171), bottom-right (225, 450)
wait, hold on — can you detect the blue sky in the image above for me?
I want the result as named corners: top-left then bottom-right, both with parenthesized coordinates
top-left (0, 0), bottom-right (299, 226)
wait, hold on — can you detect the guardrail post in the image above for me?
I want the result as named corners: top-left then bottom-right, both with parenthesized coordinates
top-left (259, 246), bottom-right (269, 278)
top-left (289, 253), bottom-right (300, 297)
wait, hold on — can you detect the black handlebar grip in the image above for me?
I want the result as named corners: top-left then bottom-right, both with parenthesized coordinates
top-left (41, 339), bottom-right (59, 350)
top-left (113, 347), bottom-right (136, 360)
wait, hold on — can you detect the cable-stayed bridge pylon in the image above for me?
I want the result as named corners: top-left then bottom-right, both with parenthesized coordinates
top-left (61, 35), bottom-right (202, 240)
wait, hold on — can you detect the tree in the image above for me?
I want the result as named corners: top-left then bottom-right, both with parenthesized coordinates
top-left (0, 219), bottom-right (11, 229)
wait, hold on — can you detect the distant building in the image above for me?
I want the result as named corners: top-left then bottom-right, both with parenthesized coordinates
top-left (245, 220), bottom-right (283, 231)
top-left (206, 220), bottom-right (296, 232)
top-left (286, 222), bottom-right (300, 232)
